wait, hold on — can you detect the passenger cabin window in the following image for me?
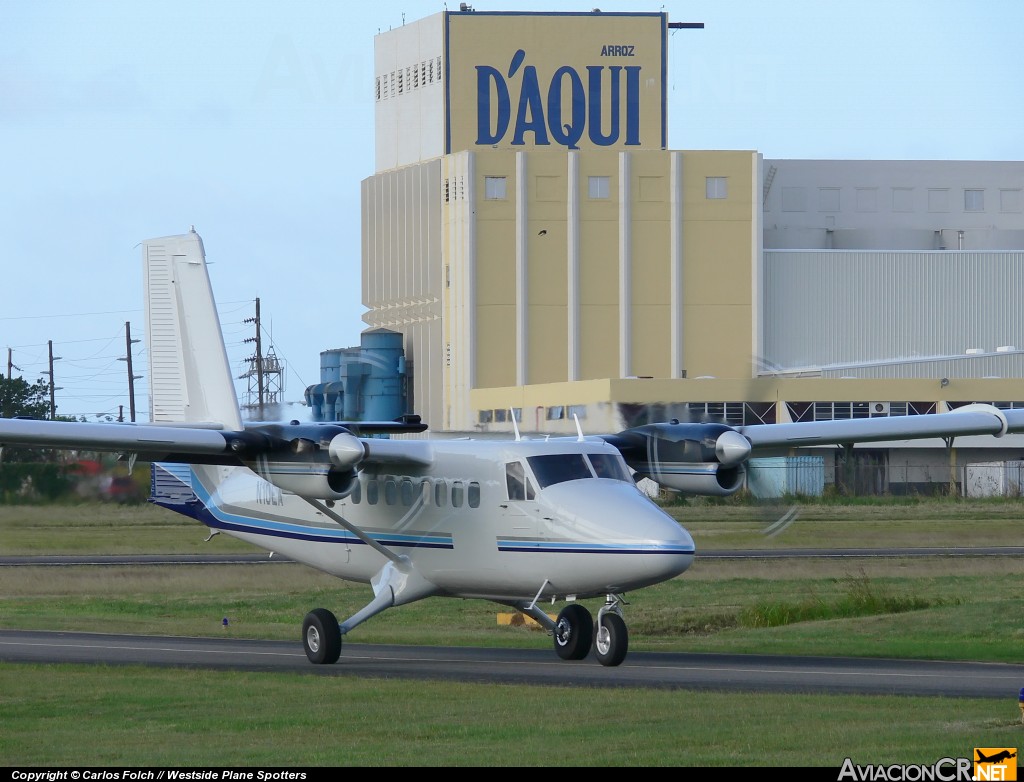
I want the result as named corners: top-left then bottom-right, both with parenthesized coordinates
top-left (505, 461), bottom-right (536, 500)
top-left (452, 481), bottom-right (464, 508)
top-left (366, 479), bottom-right (379, 505)
top-left (527, 454), bottom-right (592, 488)
top-left (434, 479), bottom-right (448, 507)
top-left (468, 481), bottom-right (481, 508)
top-left (350, 479), bottom-right (362, 504)
top-left (400, 479), bottom-right (414, 506)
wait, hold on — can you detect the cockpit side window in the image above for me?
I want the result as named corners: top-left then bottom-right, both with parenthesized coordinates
top-left (505, 461), bottom-right (536, 500)
top-left (505, 462), bottom-right (525, 500)
top-left (527, 454), bottom-right (592, 488)
top-left (587, 453), bottom-right (633, 482)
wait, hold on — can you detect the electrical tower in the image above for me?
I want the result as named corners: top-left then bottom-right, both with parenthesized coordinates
top-left (239, 298), bottom-right (285, 420)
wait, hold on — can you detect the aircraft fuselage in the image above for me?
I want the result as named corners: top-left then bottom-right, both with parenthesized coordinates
top-left (160, 437), bottom-right (695, 603)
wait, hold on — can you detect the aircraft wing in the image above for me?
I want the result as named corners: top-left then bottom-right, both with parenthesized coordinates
top-left (738, 404), bottom-right (1011, 449)
top-left (0, 417), bottom-right (237, 463)
top-left (0, 415), bottom-right (435, 471)
top-left (604, 403), bottom-right (1015, 496)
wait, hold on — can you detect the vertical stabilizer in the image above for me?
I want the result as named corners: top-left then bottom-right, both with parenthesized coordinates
top-left (144, 229), bottom-right (243, 429)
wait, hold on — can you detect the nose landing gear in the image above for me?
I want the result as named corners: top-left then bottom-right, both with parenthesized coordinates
top-left (552, 594), bottom-right (629, 666)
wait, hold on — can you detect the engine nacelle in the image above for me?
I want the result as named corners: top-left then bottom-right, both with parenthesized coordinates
top-left (259, 467), bottom-right (359, 501)
top-left (328, 432), bottom-right (368, 468)
top-left (606, 420), bottom-right (752, 496)
top-left (236, 429), bottom-right (369, 500)
top-left (643, 463), bottom-right (746, 497)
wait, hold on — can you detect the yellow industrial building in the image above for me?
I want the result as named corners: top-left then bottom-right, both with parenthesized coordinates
top-left (358, 8), bottom-right (1024, 491)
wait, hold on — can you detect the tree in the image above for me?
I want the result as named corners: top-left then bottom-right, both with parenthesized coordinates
top-left (0, 375), bottom-right (55, 465)
top-left (0, 375), bottom-right (50, 419)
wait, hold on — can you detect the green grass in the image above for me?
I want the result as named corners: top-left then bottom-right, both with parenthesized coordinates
top-left (2, 499), bottom-right (1024, 766)
top-left (1, 664), bottom-right (1020, 766)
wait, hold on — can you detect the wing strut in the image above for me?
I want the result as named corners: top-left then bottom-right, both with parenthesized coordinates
top-left (301, 498), bottom-right (406, 565)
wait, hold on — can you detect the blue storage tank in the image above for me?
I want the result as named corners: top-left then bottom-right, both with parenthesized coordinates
top-left (304, 329), bottom-right (409, 423)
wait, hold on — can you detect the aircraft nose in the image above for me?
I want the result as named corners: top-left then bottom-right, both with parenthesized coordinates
top-left (541, 480), bottom-right (695, 579)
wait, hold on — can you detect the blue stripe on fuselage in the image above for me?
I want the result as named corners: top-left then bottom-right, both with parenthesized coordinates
top-left (156, 468), bottom-right (692, 556)
top-left (186, 470), bottom-right (454, 550)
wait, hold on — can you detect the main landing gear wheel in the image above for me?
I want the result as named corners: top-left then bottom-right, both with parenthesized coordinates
top-left (553, 603), bottom-right (593, 660)
top-left (594, 612), bottom-right (628, 667)
top-left (302, 608), bottom-right (341, 664)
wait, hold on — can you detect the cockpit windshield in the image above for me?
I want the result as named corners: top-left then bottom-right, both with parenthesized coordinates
top-left (526, 452), bottom-right (633, 489)
top-left (587, 453), bottom-right (633, 482)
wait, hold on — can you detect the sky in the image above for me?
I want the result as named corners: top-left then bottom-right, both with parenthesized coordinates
top-left (1, 0), bottom-right (1022, 423)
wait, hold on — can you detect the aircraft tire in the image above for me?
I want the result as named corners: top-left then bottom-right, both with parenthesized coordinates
top-left (553, 604), bottom-right (593, 661)
top-left (303, 608), bottom-right (342, 664)
top-left (594, 612), bottom-right (628, 667)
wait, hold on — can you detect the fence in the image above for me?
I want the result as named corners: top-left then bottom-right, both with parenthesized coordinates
top-left (742, 455), bottom-right (1016, 498)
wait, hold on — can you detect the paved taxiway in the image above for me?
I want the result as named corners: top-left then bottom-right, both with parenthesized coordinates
top-left (4, 549), bottom-right (1022, 698)
top-left (2, 628), bottom-right (1023, 698)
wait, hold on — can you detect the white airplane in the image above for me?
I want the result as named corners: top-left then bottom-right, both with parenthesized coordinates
top-left (1, 228), bottom-right (1021, 667)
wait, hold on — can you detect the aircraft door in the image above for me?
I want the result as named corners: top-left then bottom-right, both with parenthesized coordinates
top-left (502, 461), bottom-right (541, 538)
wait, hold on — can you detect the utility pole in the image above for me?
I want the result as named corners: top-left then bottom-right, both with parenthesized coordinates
top-left (45, 340), bottom-right (61, 419)
top-left (118, 321), bottom-right (141, 422)
top-left (239, 298), bottom-right (283, 420)
top-left (244, 298), bottom-right (265, 419)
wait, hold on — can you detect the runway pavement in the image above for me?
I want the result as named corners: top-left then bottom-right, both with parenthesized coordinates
top-left (2, 628), bottom-right (1024, 698)
top-left (3, 548), bottom-right (1022, 698)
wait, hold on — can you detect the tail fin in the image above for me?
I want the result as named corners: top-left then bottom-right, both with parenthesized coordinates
top-left (143, 228), bottom-right (243, 429)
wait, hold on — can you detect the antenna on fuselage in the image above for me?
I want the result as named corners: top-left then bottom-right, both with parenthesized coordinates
top-left (511, 408), bottom-right (522, 441)
top-left (573, 413), bottom-right (584, 442)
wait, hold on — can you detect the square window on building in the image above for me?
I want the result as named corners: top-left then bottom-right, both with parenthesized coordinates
top-left (588, 175), bottom-right (610, 199)
top-left (781, 186), bottom-right (806, 212)
top-left (484, 176), bottom-right (507, 200)
top-left (928, 188), bottom-right (949, 213)
top-left (818, 187), bottom-right (840, 212)
top-left (1001, 189), bottom-right (1021, 213)
top-left (964, 189), bottom-right (984, 212)
top-left (856, 188), bottom-right (878, 212)
top-left (892, 187), bottom-right (913, 212)
top-left (706, 176), bottom-right (728, 199)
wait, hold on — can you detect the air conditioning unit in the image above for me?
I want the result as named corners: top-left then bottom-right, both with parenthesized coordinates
top-left (870, 402), bottom-right (890, 416)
